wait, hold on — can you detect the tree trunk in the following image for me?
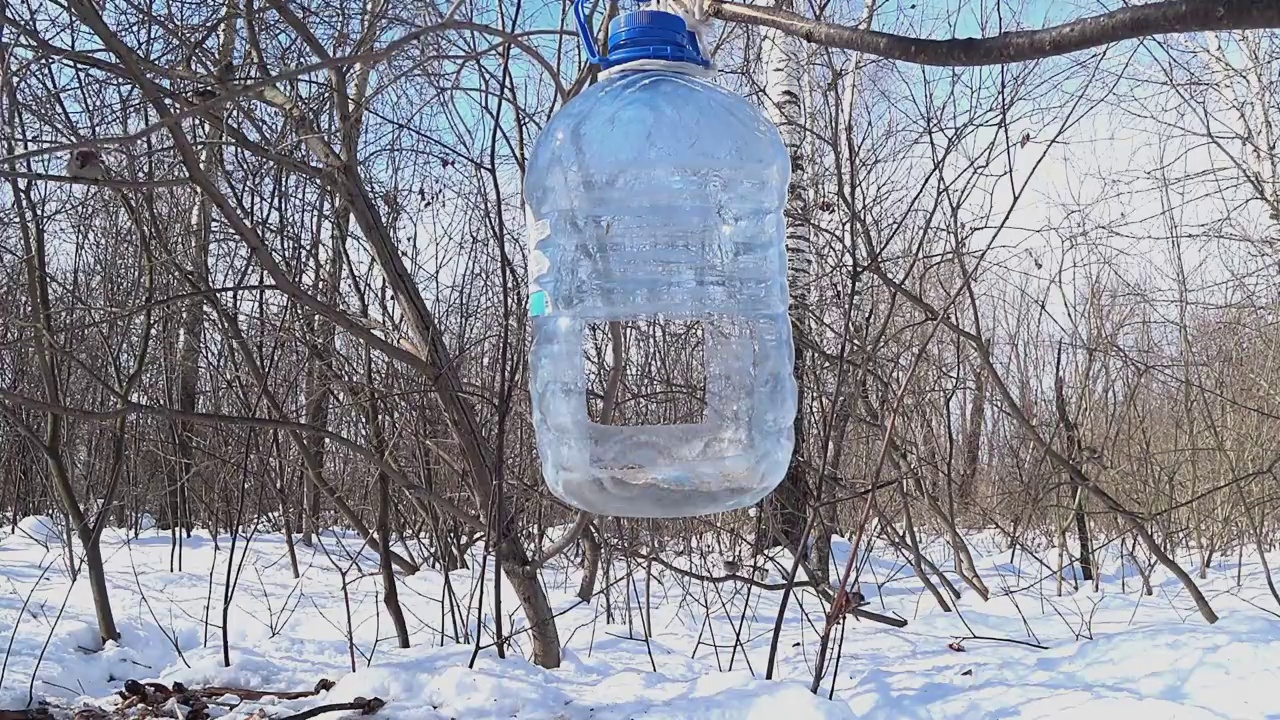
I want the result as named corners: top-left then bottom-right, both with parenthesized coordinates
top-left (334, 167), bottom-right (561, 665)
top-left (168, 5), bottom-right (237, 538)
top-left (577, 523), bottom-right (602, 602)
top-left (899, 496), bottom-right (953, 612)
top-left (957, 369), bottom-right (985, 508)
top-left (368, 383), bottom-right (411, 649)
top-left (762, 0), bottom-right (814, 557)
top-left (9, 166), bottom-right (119, 645)
top-left (300, 201), bottom-right (343, 546)
top-left (1073, 487), bottom-right (1094, 583)
top-left (1054, 345), bottom-right (1094, 583)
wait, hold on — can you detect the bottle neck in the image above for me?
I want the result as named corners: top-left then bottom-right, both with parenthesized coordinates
top-left (598, 58), bottom-right (715, 81)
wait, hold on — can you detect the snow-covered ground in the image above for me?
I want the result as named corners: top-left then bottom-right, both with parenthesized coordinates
top-left (2, 517), bottom-right (1279, 719)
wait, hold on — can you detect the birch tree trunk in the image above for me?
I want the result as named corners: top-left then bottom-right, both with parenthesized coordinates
top-left (761, 0), bottom-right (814, 559)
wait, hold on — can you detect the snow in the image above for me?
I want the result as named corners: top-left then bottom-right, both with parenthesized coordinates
top-left (2, 520), bottom-right (1279, 718)
top-left (12, 515), bottom-right (62, 546)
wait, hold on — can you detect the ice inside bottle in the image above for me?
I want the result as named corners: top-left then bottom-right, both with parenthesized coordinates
top-left (523, 7), bottom-right (797, 517)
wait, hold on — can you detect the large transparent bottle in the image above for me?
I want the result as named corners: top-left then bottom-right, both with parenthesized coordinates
top-left (523, 7), bottom-right (796, 518)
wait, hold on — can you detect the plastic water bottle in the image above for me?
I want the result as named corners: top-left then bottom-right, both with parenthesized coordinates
top-left (523, 6), bottom-right (797, 517)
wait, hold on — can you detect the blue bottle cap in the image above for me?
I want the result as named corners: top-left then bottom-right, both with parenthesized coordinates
top-left (601, 10), bottom-right (710, 69)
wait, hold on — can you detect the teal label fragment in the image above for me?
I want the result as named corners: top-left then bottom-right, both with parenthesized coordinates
top-left (529, 290), bottom-right (549, 317)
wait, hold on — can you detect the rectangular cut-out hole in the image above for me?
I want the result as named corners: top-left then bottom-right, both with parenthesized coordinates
top-left (584, 319), bottom-right (706, 426)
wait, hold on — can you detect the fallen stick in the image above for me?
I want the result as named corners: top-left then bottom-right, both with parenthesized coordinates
top-left (195, 679), bottom-right (336, 701)
top-left (276, 697), bottom-right (385, 720)
top-left (956, 634), bottom-right (1049, 650)
top-left (849, 606), bottom-right (908, 628)
top-left (0, 710), bottom-right (49, 720)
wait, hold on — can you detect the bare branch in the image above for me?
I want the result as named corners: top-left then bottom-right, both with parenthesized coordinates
top-left (0, 169), bottom-right (189, 187)
top-left (709, 0), bottom-right (1280, 66)
top-left (524, 510), bottom-right (593, 572)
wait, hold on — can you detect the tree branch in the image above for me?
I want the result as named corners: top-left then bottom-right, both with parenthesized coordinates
top-left (643, 552), bottom-right (820, 591)
top-left (0, 169), bottom-right (189, 187)
top-left (526, 510), bottom-right (592, 572)
top-left (709, 0), bottom-right (1280, 66)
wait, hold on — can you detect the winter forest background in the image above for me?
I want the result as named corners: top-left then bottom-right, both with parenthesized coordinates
top-left (2, 0), bottom-right (1280, 718)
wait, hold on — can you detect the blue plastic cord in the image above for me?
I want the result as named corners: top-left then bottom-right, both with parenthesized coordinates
top-left (573, 0), bottom-right (602, 65)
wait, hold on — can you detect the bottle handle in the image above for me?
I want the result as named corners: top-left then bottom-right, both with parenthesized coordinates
top-left (573, 0), bottom-right (603, 65)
